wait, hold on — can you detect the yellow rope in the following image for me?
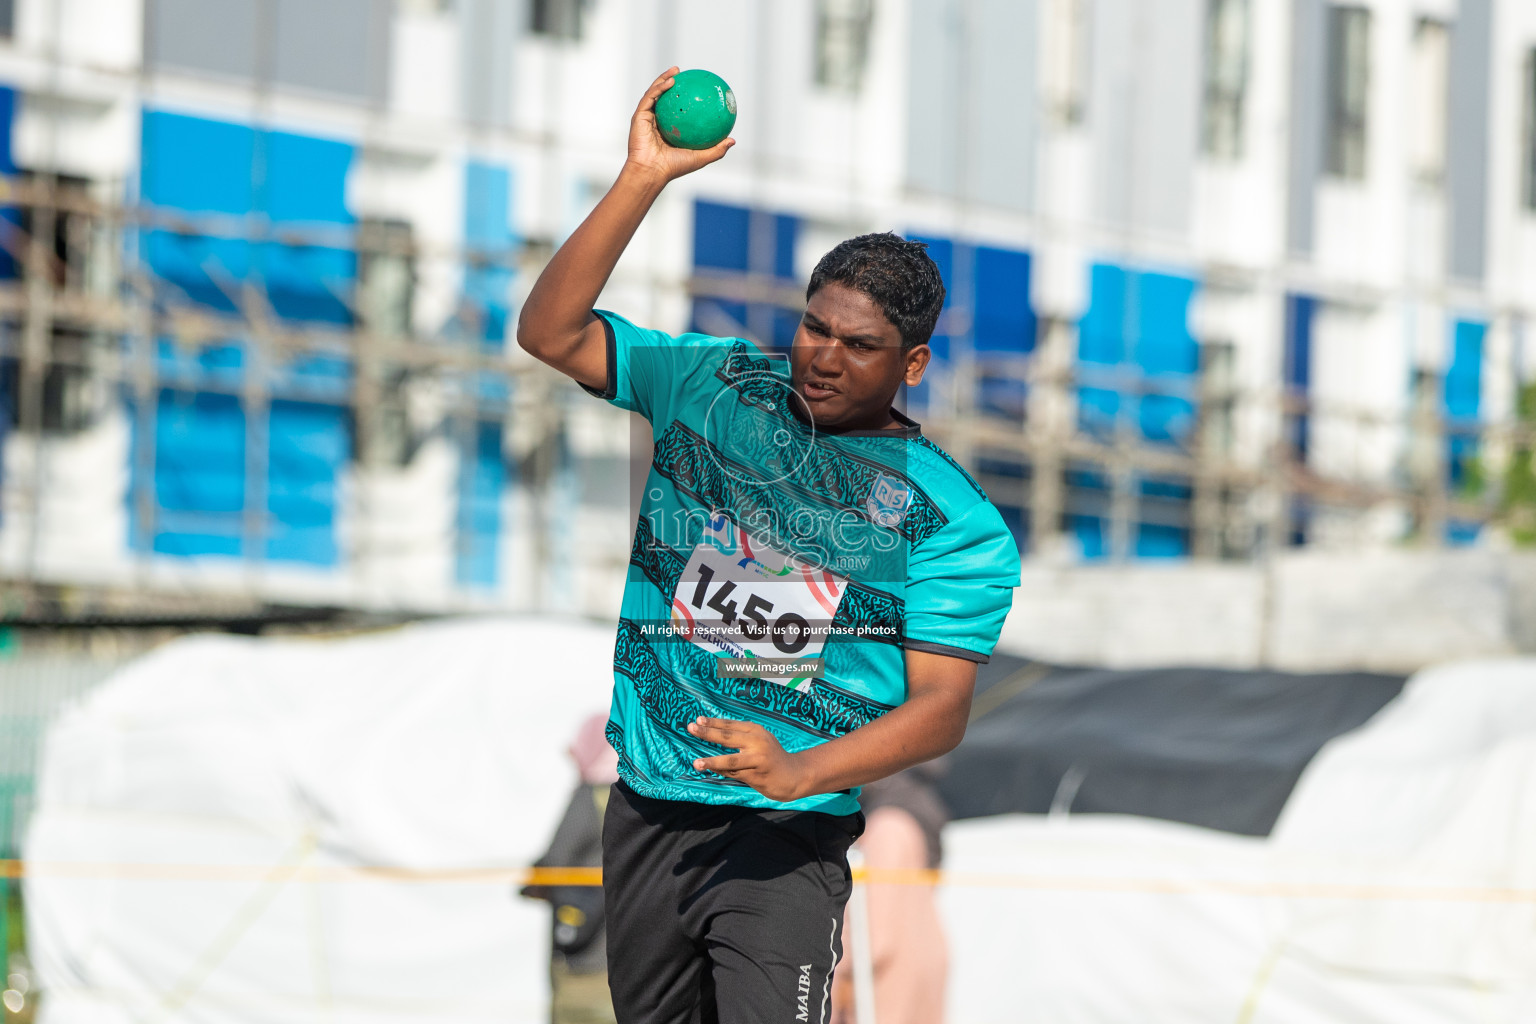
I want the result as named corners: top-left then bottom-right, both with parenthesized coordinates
top-left (5, 859), bottom-right (1535, 902)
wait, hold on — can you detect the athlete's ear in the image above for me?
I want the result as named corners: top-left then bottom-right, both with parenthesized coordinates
top-left (902, 343), bottom-right (931, 387)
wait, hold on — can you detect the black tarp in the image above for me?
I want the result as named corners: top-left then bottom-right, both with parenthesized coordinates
top-left (939, 655), bottom-right (1406, 836)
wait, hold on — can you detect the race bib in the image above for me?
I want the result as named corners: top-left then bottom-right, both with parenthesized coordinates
top-left (669, 514), bottom-right (848, 676)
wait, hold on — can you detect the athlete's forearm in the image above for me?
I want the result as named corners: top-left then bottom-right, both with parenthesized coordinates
top-left (787, 685), bottom-right (970, 799)
top-left (689, 650), bottom-right (977, 803)
top-left (516, 165), bottom-right (666, 360)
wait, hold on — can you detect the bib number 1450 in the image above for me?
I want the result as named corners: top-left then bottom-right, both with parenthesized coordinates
top-left (689, 562), bottom-right (813, 654)
top-left (669, 528), bottom-right (848, 663)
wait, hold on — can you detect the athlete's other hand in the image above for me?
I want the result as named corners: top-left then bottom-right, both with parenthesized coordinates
top-left (689, 716), bottom-right (807, 802)
top-left (624, 67), bottom-right (734, 187)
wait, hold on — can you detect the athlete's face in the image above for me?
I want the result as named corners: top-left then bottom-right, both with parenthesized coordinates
top-left (790, 282), bottom-right (930, 432)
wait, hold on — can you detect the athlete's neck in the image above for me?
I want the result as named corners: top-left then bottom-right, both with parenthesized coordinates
top-left (789, 401), bottom-right (904, 435)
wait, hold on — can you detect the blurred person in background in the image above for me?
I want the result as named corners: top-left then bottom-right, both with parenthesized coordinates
top-left (521, 714), bottom-right (620, 1024)
top-left (830, 764), bottom-right (951, 1024)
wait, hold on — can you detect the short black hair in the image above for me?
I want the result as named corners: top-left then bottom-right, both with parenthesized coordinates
top-left (805, 232), bottom-right (946, 351)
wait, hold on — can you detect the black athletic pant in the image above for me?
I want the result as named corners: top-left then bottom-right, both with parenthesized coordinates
top-left (602, 780), bottom-right (864, 1024)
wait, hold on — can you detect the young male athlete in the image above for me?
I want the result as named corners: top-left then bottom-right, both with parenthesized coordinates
top-left (517, 68), bottom-right (1020, 1023)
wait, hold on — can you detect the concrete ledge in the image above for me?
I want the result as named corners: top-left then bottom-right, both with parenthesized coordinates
top-left (1002, 562), bottom-right (1264, 668)
top-left (999, 550), bottom-right (1531, 673)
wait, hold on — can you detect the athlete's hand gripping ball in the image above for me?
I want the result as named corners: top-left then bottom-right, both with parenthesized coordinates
top-left (626, 67), bottom-right (735, 187)
top-left (689, 716), bottom-right (806, 803)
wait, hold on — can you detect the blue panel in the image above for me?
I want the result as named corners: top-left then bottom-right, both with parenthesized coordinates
top-left (454, 162), bottom-right (513, 586)
top-left (771, 307), bottom-right (801, 349)
top-left (142, 111), bottom-right (258, 214)
top-left (1283, 293), bottom-right (1317, 463)
top-left (265, 400), bottom-right (346, 565)
top-left (259, 130), bottom-right (356, 324)
top-left (143, 233), bottom-right (248, 313)
top-left (694, 200), bottom-right (750, 272)
top-left (1445, 319), bottom-right (1484, 419)
top-left (136, 109), bottom-right (356, 566)
top-left (997, 503), bottom-right (1028, 553)
top-left (1079, 264), bottom-right (1129, 365)
top-left (0, 86), bottom-right (15, 172)
top-left (1133, 272), bottom-right (1198, 443)
top-left (1075, 266), bottom-right (1200, 558)
top-left (1077, 264), bottom-right (1128, 438)
top-left (465, 162), bottom-right (511, 247)
top-left (0, 85), bottom-right (19, 499)
top-left (1069, 515), bottom-right (1107, 560)
top-left (0, 85), bottom-right (20, 283)
top-left (690, 200), bottom-right (799, 349)
top-left (145, 390), bottom-right (245, 558)
top-left (1078, 262), bottom-right (1199, 446)
top-left (1446, 520), bottom-right (1482, 545)
top-left (973, 245), bottom-right (1035, 354)
top-left (692, 297), bottom-right (749, 335)
top-left (1283, 294), bottom-right (1315, 389)
top-left (152, 391), bottom-right (246, 514)
top-left (1445, 318), bottom-right (1485, 545)
top-left (1135, 524), bottom-right (1188, 558)
top-left (464, 160), bottom-right (515, 345)
top-left (692, 201), bottom-right (797, 277)
top-left (153, 339), bottom-right (246, 391)
top-left (137, 391), bottom-right (347, 566)
top-left (456, 421), bottom-right (504, 587)
top-left (1065, 465), bottom-right (1109, 561)
top-left (773, 213), bottom-right (796, 279)
top-left (142, 112), bottom-right (258, 312)
top-left (1136, 476), bottom-right (1193, 558)
top-left (272, 353), bottom-right (354, 401)
top-left (1134, 273), bottom-right (1198, 374)
top-left (264, 131), bottom-right (354, 222)
top-left (142, 111), bottom-right (355, 323)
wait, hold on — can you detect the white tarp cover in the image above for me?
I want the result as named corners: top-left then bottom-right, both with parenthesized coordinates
top-left (942, 658), bottom-right (1536, 1023)
top-left (24, 620), bottom-right (1536, 1023)
top-left (26, 618), bottom-right (615, 1024)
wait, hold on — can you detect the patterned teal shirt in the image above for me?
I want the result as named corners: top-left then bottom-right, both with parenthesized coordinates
top-left (583, 310), bottom-right (1020, 815)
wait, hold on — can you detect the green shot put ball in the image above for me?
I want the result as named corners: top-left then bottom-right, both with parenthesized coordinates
top-left (655, 69), bottom-right (737, 150)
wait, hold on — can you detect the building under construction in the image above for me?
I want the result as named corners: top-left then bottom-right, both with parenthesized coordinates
top-left (0, 0), bottom-right (1533, 625)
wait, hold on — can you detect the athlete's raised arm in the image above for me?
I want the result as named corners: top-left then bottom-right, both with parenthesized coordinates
top-left (516, 68), bottom-right (734, 390)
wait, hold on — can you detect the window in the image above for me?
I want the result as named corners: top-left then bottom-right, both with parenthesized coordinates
top-left (1410, 18), bottom-right (1449, 185)
top-left (530, 0), bottom-right (585, 40)
top-left (357, 218), bottom-right (415, 338)
top-left (0, 0), bottom-right (15, 38)
top-left (1199, 340), bottom-right (1237, 457)
top-left (1045, 0), bottom-right (1092, 126)
top-left (1326, 5), bottom-right (1371, 180)
top-left (1201, 0), bottom-right (1249, 159)
top-left (1, 330), bottom-right (108, 436)
top-left (1524, 50), bottom-right (1536, 211)
top-left (17, 173), bottom-right (99, 290)
top-left (814, 0), bottom-right (873, 93)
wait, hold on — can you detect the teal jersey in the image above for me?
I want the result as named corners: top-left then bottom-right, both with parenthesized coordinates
top-left (583, 310), bottom-right (1020, 815)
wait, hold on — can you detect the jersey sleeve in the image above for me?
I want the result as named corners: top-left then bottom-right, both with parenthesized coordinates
top-left (901, 501), bottom-right (1021, 663)
top-left (579, 308), bottom-right (733, 427)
